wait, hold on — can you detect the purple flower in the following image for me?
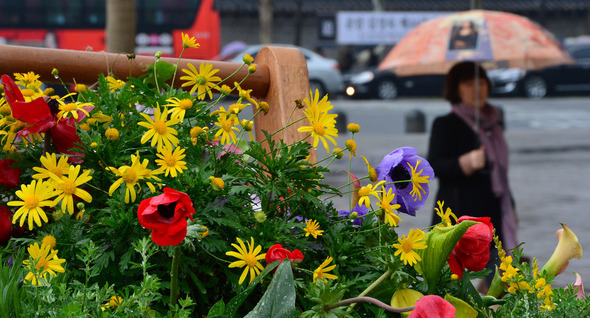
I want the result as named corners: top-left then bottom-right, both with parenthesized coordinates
top-left (338, 204), bottom-right (369, 226)
top-left (7, 257), bottom-right (13, 266)
top-left (375, 147), bottom-right (434, 216)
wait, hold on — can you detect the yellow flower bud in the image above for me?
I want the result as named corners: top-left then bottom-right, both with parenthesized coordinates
top-left (254, 211), bottom-right (267, 223)
top-left (43, 87), bottom-right (55, 96)
top-left (90, 142), bottom-right (99, 149)
top-left (190, 126), bottom-right (204, 138)
top-left (51, 68), bottom-right (59, 76)
top-left (75, 84), bottom-right (87, 92)
top-left (42, 235), bottom-right (57, 249)
top-left (259, 101), bottom-right (270, 115)
top-left (105, 128), bottom-right (120, 141)
top-left (243, 54), bottom-right (254, 65)
top-left (332, 148), bottom-right (344, 159)
top-left (79, 123), bottom-right (90, 131)
top-left (248, 64), bottom-right (256, 73)
top-left (347, 123), bottom-right (361, 133)
top-left (218, 84), bottom-right (231, 96)
top-left (345, 139), bottom-right (357, 156)
top-left (211, 177), bottom-right (224, 191)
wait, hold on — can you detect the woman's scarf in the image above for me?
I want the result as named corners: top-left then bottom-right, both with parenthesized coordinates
top-left (452, 103), bottom-right (518, 251)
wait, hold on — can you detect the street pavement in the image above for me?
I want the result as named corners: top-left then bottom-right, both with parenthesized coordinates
top-left (321, 102), bottom-right (590, 289)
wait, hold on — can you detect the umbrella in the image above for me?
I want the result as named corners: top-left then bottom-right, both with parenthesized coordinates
top-left (378, 10), bottom-right (574, 76)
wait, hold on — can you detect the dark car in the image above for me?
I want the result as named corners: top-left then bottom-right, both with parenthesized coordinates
top-left (343, 68), bottom-right (445, 100)
top-left (489, 44), bottom-right (590, 99)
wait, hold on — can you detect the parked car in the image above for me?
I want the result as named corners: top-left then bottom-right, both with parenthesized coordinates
top-left (489, 44), bottom-right (590, 99)
top-left (228, 44), bottom-right (344, 97)
top-left (343, 68), bottom-right (445, 100)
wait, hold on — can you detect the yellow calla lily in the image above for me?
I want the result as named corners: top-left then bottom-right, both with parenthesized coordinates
top-left (542, 224), bottom-right (583, 278)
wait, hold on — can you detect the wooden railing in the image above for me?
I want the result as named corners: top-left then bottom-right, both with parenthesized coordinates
top-left (0, 44), bottom-right (313, 157)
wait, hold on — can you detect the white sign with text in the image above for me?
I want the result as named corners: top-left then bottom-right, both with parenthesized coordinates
top-left (336, 11), bottom-right (454, 45)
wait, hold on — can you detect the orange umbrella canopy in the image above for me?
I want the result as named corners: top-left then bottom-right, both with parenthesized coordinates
top-left (378, 10), bottom-right (574, 76)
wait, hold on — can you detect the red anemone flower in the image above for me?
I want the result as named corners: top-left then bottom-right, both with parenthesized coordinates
top-left (1, 75), bottom-right (89, 161)
top-left (0, 159), bottom-right (21, 189)
top-left (137, 188), bottom-right (196, 246)
top-left (0, 204), bottom-right (12, 245)
top-left (265, 244), bottom-right (304, 265)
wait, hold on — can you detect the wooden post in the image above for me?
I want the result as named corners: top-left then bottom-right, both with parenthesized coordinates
top-left (0, 44), bottom-right (314, 158)
top-left (252, 46), bottom-right (315, 161)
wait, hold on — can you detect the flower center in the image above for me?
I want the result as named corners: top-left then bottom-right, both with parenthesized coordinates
top-left (35, 257), bottom-right (49, 270)
top-left (62, 103), bottom-right (78, 112)
top-left (21, 89), bottom-right (35, 97)
top-left (157, 202), bottom-right (177, 219)
top-left (244, 252), bottom-right (257, 267)
top-left (222, 120), bottom-right (232, 132)
top-left (153, 120), bottom-right (168, 135)
top-left (391, 164), bottom-right (410, 189)
top-left (166, 157), bottom-right (177, 167)
top-left (24, 196), bottom-right (40, 210)
top-left (196, 76), bottom-right (207, 85)
top-left (312, 123), bottom-right (325, 136)
top-left (49, 168), bottom-right (63, 178)
top-left (401, 239), bottom-right (414, 253)
top-left (122, 169), bottom-right (138, 184)
top-left (358, 187), bottom-right (371, 197)
top-left (179, 99), bottom-right (193, 110)
top-left (61, 180), bottom-right (77, 195)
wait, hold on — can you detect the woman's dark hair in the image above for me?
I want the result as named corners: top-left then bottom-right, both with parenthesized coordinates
top-left (443, 61), bottom-right (491, 104)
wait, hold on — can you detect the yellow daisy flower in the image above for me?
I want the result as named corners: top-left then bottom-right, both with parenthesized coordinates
top-left (155, 146), bottom-right (188, 178)
top-left (107, 154), bottom-right (154, 203)
top-left (434, 201), bottom-right (457, 227)
top-left (357, 181), bottom-right (385, 209)
top-left (49, 165), bottom-right (93, 215)
top-left (138, 106), bottom-right (181, 152)
top-left (313, 256), bottom-right (338, 284)
top-left (56, 100), bottom-right (93, 121)
top-left (23, 242), bottom-right (66, 285)
top-left (361, 155), bottom-right (378, 182)
top-left (8, 180), bottom-right (56, 230)
top-left (214, 113), bottom-right (240, 145)
top-left (393, 229), bottom-right (427, 266)
top-left (181, 32), bottom-right (200, 49)
top-left (376, 186), bottom-right (402, 227)
top-left (407, 159), bottom-right (430, 201)
top-left (32, 153), bottom-right (70, 181)
top-left (297, 89), bottom-right (339, 153)
top-left (304, 219), bottom-right (324, 239)
top-left (14, 71), bottom-right (42, 89)
top-left (163, 97), bottom-right (195, 121)
top-left (106, 76), bottom-right (126, 91)
top-left (226, 237), bottom-right (266, 285)
top-left (101, 296), bottom-right (124, 311)
top-left (180, 62), bottom-right (221, 100)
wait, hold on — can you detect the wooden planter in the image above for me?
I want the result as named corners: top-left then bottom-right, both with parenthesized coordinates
top-left (0, 44), bottom-right (314, 159)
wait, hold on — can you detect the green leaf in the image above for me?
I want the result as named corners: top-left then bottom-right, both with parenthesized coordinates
top-left (417, 221), bottom-right (476, 294)
top-left (444, 294), bottom-right (478, 318)
top-left (207, 300), bottom-right (226, 317)
top-left (144, 60), bottom-right (176, 88)
top-left (224, 261), bottom-right (280, 317)
top-left (244, 261), bottom-right (297, 318)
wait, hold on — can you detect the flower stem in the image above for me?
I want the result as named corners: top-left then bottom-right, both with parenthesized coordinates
top-left (169, 245), bottom-right (182, 309)
top-left (327, 296), bottom-right (414, 313)
top-left (347, 269), bottom-right (392, 312)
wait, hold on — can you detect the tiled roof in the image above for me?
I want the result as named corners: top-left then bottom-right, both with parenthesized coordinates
top-left (214, 0), bottom-right (590, 14)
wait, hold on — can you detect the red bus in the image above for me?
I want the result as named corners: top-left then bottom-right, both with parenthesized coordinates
top-left (0, 0), bottom-right (220, 59)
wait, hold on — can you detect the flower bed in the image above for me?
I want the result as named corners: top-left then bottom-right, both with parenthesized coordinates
top-left (0, 35), bottom-right (588, 317)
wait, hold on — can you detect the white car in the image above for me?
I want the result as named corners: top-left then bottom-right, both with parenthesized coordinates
top-left (229, 44), bottom-right (344, 98)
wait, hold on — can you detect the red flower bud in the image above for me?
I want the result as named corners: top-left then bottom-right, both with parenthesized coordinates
top-left (265, 244), bottom-right (304, 265)
top-left (0, 159), bottom-right (20, 189)
top-left (447, 216), bottom-right (494, 278)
